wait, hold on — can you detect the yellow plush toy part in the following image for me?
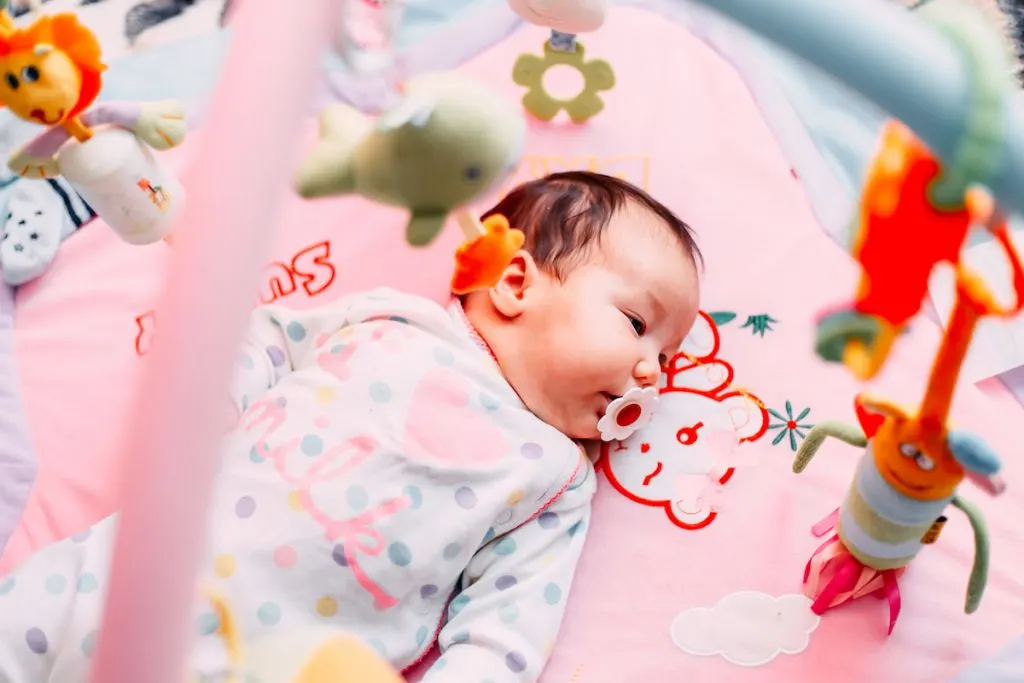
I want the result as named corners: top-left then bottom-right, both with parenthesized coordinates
top-left (191, 592), bottom-right (405, 683)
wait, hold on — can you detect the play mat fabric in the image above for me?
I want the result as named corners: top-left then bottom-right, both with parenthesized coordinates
top-left (2, 3), bottom-right (1024, 682)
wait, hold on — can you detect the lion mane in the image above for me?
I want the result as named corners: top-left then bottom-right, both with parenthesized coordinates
top-left (0, 12), bottom-right (106, 118)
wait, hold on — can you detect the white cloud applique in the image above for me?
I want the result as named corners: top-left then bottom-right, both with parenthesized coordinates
top-left (669, 591), bottom-right (821, 667)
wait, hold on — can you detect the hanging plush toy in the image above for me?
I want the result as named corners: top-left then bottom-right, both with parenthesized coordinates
top-left (813, 0), bottom-right (1013, 380)
top-left (293, 71), bottom-right (526, 247)
top-left (507, 0), bottom-right (615, 123)
top-left (794, 187), bottom-right (1021, 632)
top-left (0, 11), bottom-right (187, 245)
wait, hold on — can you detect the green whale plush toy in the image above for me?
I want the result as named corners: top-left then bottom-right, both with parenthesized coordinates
top-left (294, 72), bottom-right (527, 247)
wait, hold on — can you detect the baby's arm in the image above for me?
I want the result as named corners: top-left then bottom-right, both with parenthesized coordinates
top-left (422, 457), bottom-right (596, 682)
top-left (229, 299), bottom-right (355, 418)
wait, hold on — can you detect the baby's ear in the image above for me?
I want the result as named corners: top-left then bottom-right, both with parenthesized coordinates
top-left (489, 250), bottom-right (539, 318)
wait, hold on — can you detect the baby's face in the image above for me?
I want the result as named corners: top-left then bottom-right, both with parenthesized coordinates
top-left (509, 206), bottom-right (700, 439)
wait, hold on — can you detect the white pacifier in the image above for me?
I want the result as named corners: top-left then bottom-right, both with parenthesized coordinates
top-left (598, 386), bottom-right (659, 442)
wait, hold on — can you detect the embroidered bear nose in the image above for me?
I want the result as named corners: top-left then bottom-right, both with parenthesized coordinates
top-left (13, 244), bottom-right (23, 252)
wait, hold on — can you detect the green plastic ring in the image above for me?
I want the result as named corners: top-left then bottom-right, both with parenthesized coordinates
top-left (511, 40), bottom-right (615, 124)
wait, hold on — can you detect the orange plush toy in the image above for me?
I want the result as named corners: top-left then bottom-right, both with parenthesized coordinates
top-left (451, 210), bottom-right (525, 295)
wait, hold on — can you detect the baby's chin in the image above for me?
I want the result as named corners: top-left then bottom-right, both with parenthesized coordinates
top-left (548, 412), bottom-right (601, 441)
top-left (521, 395), bottom-right (598, 440)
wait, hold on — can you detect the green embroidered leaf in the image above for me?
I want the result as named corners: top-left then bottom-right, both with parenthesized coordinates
top-left (708, 311), bottom-right (737, 325)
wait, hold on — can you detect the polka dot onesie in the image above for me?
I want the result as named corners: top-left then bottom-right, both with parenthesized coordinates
top-left (0, 288), bottom-right (595, 682)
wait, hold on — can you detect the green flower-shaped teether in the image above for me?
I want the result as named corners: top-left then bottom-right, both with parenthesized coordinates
top-left (512, 40), bottom-right (615, 124)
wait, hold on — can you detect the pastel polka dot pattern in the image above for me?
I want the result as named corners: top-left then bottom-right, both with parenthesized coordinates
top-left (495, 575), bottom-right (517, 591)
top-left (442, 542), bottom-right (461, 560)
top-left (506, 651), bottom-right (527, 674)
top-left (455, 487), bottom-right (477, 509)
top-left (346, 485), bottom-right (369, 510)
top-left (25, 627), bottom-right (47, 654)
top-left (405, 485), bottom-right (423, 509)
top-left (420, 584), bottom-right (438, 599)
top-left (416, 625), bottom-right (429, 646)
top-left (388, 542), bottom-right (413, 566)
top-left (479, 393), bottom-right (500, 411)
top-left (332, 543), bottom-right (349, 567)
top-left (286, 321), bottom-right (307, 341)
top-left (494, 537), bottom-right (517, 556)
top-left (544, 583), bottom-right (562, 605)
top-left (273, 545), bottom-right (298, 568)
top-left (235, 496), bottom-right (256, 519)
top-left (0, 577), bottom-right (14, 595)
top-left (71, 528), bottom-right (91, 543)
top-left (196, 612), bottom-right (220, 636)
top-left (81, 630), bottom-right (98, 657)
top-left (314, 415), bottom-right (331, 429)
top-left (257, 602), bottom-right (282, 625)
top-left (520, 442), bottom-right (544, 459)
top-left (44, 574), bottom-right (66, 595)
top-left (287, 490), bottom-right (305, 511)
top-left (370, 638), bottom-right (388, 656)
top-left (266, 345), bottom-right (286, 367)
top-left (315, 386), bottom-right (336, 405)
top-left (369, 382), bottom-right (392, 403)
top-left (432, 659), bottom-right (448, 672)
top-left (507, 489), bottom-right (524, 506)
top-left (248, 447), bottom-right (264, 463)
top-left (568, 520), bottom-right (585, 536)
top-left (499, 603), bottom-right (519, 623)
top-left (214, 554), bottom-right (237, 578)
top-left (482, 527), bottom-right (496, 543)
top-left (316, 595), bottom-right (338, 617)
top-left (451, 631), bottom-right (470, 644)
top-left (433, 346), bottom-right (455, 365)
top-left (300, 434), bottom-right (324, 456)
top-left (76, 573), bottom-right (98, 594)
top-left (449, 594), bottom-right (470, 616)
top-left (538, 511), bottom-right (560, 529)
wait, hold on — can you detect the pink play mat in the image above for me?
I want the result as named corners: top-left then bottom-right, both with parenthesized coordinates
top-left (3, 8), bottom-right (1024, 682)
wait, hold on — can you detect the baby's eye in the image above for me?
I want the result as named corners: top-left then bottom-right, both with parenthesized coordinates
top-left (626, 313), bottom-right (645, 336)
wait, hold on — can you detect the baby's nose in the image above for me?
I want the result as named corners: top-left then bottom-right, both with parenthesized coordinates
top-left (634, 358), bottom-right (660, 386)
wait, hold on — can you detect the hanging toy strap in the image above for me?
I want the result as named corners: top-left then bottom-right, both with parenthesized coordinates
top-left (958, 192), bottom-right (1024, 318)
top-left (335, 0), bottom-right (404, 74)
top-left (333, 0), bottom-right (406, 113)
top-left (549, 29), bottom-right (577, 52)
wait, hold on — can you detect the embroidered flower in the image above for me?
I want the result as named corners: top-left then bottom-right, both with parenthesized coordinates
top-left (598, 386), bottom-right (659, 442)
top-left (767, 401), bottom-right (813, 451)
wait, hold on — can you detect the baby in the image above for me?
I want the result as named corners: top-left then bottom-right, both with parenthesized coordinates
top-left (0, 171), bottom-right (701, 682)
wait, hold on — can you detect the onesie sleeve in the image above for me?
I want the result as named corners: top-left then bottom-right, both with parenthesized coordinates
top-left (228, 287), bottom-right (438, 418)
top-left (229, 297), bottom-right (355, 416)
top-left (422, 455), bottom-right (597, 683)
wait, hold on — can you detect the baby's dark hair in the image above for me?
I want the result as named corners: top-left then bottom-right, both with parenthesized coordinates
top-left (481, 171), bottom-right (702, 278)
